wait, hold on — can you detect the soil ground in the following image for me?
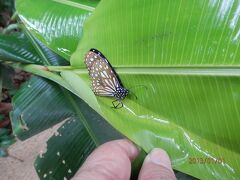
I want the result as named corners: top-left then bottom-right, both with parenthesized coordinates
top-left (0, 123), bottom-right (62, 180)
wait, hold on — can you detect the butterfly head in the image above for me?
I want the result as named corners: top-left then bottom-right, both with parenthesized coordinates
top-left (114, 87), bottom-right (128, 100)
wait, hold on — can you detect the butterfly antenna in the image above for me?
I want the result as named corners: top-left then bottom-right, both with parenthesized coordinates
top-left (128, 84), bottom-right (148, 91)
top-left (129, 91), bottom-right (138, 100)
top-left (127, 85), bottom-right (148, 100)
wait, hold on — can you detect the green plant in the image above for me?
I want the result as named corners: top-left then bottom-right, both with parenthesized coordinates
top-left (1, 0), bottom-right (240, 179)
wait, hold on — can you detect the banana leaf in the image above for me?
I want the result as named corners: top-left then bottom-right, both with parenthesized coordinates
top-left (0, 64), bottom-right (15, 89)
top-left (0, 33), bottom-right (42, 64)
top-left (16, 0), bottom-right (99, 60)
top-left (16, 0), bottom-right (240, 179)
top-left (35, 117), bottom-right (96, 180)
top-left (0, 64), bottom-right (2, 101)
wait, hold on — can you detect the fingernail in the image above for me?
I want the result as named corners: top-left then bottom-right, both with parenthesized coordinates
top-left (148, 148), bottom-right (172, 167)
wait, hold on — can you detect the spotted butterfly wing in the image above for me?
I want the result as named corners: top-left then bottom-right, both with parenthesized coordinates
top-left (84, 49), bottom-right (127, 101)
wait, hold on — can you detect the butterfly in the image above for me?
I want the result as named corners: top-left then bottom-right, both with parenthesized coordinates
top-left (84, 48), bottom-right (128, 108)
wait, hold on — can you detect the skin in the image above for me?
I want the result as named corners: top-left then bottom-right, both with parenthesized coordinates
top-left (72, 139), bottom-right (176, 180)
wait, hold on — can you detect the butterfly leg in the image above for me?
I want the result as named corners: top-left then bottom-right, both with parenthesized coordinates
top-left (111, 99), bottom-right (118, 108)
top-left (112, 99), bottom-right (123, 109)
top-left (116, 100), bottom-right (123, 108)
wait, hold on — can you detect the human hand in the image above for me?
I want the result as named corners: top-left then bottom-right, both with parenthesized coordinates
top-left (72, 139), bottom-right (176, 180)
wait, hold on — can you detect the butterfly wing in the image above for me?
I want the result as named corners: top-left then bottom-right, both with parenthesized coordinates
top-left (84, 50), bottom-right (97, 71)
top-left (84, 49), bottom-right (121, 97)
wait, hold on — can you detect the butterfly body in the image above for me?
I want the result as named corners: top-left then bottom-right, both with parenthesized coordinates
top-left (84, 48), bottom-right (128, 108)
top-left (113, 87), bottom-right (128, 100)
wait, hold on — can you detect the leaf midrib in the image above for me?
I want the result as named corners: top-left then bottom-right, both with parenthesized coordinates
top-left (116, 67), bottom-right (240, 76)
top-left (49, 66), bottom-right (240, 76)
top-left (52, 0), bottom-right (95, 11)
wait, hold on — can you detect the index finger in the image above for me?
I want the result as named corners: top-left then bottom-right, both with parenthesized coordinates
top-left (72, 139), bottom-right (139, 180)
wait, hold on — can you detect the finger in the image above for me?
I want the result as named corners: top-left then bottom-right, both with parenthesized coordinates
top-left (72, 139), bottom-right (139, 180)
top-left (138, 148), bottom-right (176, 180)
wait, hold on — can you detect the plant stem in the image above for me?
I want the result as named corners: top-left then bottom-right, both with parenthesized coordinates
top-left (2, 24), bottom-right (20, 34)
top-left (47, 66), bottom-right (77, 71)
top-left (10, 12), bottom-right (18, 21)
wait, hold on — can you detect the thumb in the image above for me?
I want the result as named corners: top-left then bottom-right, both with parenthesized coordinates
top-left (138, 148), bottom-right (176, 180)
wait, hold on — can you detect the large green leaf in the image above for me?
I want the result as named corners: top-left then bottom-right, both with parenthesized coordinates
top-left (70, 1), bottom-right (240, 179)
top-left (0, 31), bottom-right (69, 66)
top-left (10, 76), bottom-right (75, 139)
top-left (72, 0), bottom-right (240, 66)
top-left (35, 117), bottom-right (96, 180)
top-left (0, 64), bottom-right (2, 101)
top-left (0, 33), bottom-right (42, 64)
top-left (0, 64), bottom-right (15, 89)
top-left (16, 0), bottom-right (99, 60)
top-left (16, 0), bottom-right (240, 179)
